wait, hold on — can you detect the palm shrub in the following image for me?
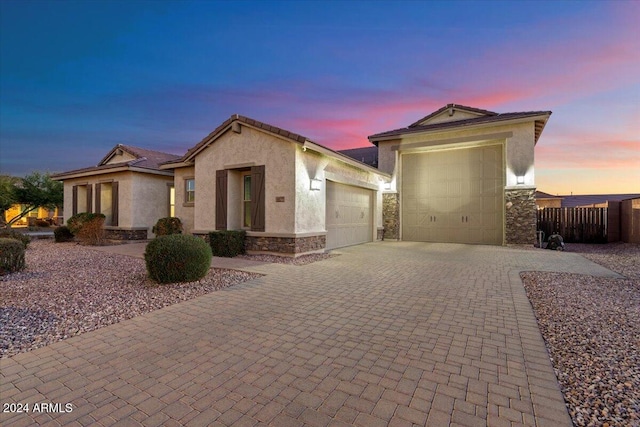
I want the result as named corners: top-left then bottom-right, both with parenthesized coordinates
top-left (144, 234), bottom-right (212, 284)
top-left (0, 238), bottom-right (26, 275)
top-left (152, 217), bottom-right (183, 236)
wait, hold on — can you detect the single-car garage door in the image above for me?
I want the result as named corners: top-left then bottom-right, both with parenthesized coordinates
top-left (326, 181), bottom-right (373, 250)
top-left (402, 144), bottom-right (503, 245)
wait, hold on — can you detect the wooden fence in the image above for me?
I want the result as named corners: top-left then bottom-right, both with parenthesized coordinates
top-left (537, 207), bottom-right (608, 243)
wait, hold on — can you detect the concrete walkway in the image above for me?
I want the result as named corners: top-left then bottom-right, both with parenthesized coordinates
top-left (0, 242), bottom-right (620, 426)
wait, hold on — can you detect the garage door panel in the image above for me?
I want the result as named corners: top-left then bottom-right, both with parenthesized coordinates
top-left (402, 145), bottom-right (503, 245)
top-left (325, 181), bottom-right (373, 250)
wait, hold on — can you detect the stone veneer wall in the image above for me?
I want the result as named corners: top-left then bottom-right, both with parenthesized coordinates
top-left (104, 228), bottom-right (148, 240)
top-left (245, 235), bottom-right (326, 255)
top-left (505, 188), bottom-right (537, 244)
top-left (382, 193), bottom-right (399, 240)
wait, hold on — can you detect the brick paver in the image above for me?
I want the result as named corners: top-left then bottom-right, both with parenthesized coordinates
top-left (0, 242), bottom-right (620, 426)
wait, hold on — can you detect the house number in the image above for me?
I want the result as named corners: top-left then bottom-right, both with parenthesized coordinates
top-left (275, 196), bottom-right (285, 202)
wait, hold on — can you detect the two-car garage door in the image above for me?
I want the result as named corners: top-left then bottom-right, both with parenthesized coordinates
top-left (326, 181), bottom-right (373, 250)
top-left (402, 144), bottom-right (504, 245)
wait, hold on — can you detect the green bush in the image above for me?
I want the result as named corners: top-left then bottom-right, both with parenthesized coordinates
top-left (54, 226), bottom-right (75, 243)
top-left (67, 212), bottom-right (105, 235)
top-left (0, 238), bottom-right (26, 275)
top-left (208, 230), bottom-right (246, 257)
top-left (144, 234), bottom-right (212, 284)
top-left (0, 230), bottom-right (31, 249)
top-left (152, 217), bottom-right (183, 236)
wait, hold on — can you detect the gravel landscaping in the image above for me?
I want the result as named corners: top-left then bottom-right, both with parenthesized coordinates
top-left (0, 240), bottom-right (261, 358)
top-left (522, 242), bottom-right (640, 427)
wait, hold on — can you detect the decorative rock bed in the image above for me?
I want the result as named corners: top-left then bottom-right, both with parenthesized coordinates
top-left (521, 243), bottom-right (639, 427)
top-left (0, 240), bottom-right (261, 358)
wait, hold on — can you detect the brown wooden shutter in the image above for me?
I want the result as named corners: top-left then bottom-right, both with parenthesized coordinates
top-left (72, 185), bottom-right (78, 215)
top-left (95, 183), bottom-right (101, 215)
top-left (251, 165), bottom-right (265, 231)
top-left (111, 181), bottom-right (119, 226)
top-left (215, 170), bottom-right (228, 230)
top-left (86, 185), bottom-right (93, 213)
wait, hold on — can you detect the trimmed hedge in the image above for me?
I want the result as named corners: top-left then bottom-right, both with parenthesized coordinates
top-left (144, 234), bottom-right (212, 284)
top-left (0, 237), bottom-right (26, 275)
top-left (152, 217), bottom-right (183, 236)
top-left (54, 226), bottom-right (75, 243)
top-left (0, 230), bottom-right (31, 249)
top-left (208, 230), bottom-right (246, 257)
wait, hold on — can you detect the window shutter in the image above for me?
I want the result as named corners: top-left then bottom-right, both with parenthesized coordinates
top-left (86, 185), bottom-right (93, 213)
top-left (251, 165), bottom-right (265, 231)
top-left (215, 170), bottom-right (228, 230)
top-left (95, 183), bottom-right (101, 215)
top-left (72, 186), bottom-right (78, 215)
top-left (111, 182), bottom-right (119, 226)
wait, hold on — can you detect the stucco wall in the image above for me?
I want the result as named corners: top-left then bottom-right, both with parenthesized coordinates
top-left (377, 121), bottom-right (536, 188)
top-left (173, 166), bottom-right (195, 234)
top-left (294, 146), bottom-right (384, 234)
top-left (62, 171), bottom-right (132, 226)
top-left (130, 173), bottom-right (174, 232)
top-left (192, 125), bottom-right (296, 233)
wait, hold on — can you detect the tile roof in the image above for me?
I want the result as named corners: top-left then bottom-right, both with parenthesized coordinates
top-left (52, 144), bottom-right (180, 179)
top-left (560, 194), bottom-right (640, 208)
top-left (177, 114), bottom-right (309, 163)
top-left (369, 105), bottom-right (552, 144)
top-left (408, 103), bottom-right (498, 128)
top-left (338, 146), bottom-right (378, 167)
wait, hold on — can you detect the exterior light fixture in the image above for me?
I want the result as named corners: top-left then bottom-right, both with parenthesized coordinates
top-left (310, 178), bottom-right (321, 191)
top-left (384, 182), bottom-right (392, 190)
top-left (517, 175), bottom-right (525, 185)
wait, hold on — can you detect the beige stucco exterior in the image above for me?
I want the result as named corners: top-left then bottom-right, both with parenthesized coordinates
top-left (378, 120), bottom-right (537, 189)
top-left (61, 171), bottom-right (173, 237)
top-left (175, 123), bottom-right (387, 241)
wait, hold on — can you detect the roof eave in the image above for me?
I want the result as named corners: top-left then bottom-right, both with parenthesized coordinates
top-left (302, 141), bottom-right (390, 178)
top-left (370, 112), bottom-right (552, 145)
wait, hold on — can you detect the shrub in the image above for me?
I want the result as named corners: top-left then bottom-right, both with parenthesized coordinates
top-left (76, 216), bottom-right (106, 245)
top-left (0, 230), bottom-right (31, 249)
top-left (35, 219), bottom-right (51, 227)
top-left (0, 238), bottom-right (26, 275)
top-left (152, 217), bottom-right (183, 236)
top-left (144, 234), bottom-right (212, 284)
top-left (208, 230), bottom-right (246, 257)
top-left (54, 226), bottom-right (75, 243)
top-left (67, 212), bottom-right (105, 235)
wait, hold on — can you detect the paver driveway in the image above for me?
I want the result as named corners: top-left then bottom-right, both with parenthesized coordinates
top-left (1, 242), bottom-right (620, 426)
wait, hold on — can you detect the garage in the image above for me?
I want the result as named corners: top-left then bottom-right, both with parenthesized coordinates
top-left (401, 144), bottom-right (503, 245)
top-left (325, 181), bottom-right (373, 250)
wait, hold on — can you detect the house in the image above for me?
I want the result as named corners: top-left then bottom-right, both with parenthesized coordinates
top-left (159, 115), bottom-right (388, 255)
top-left (4, 204), bottom-right (62, 227)
top-left (53, 103), bottom-right (552, 251)
top-left (369, 104), bottom-right (552, 245)
top-left (535, 191), bottom-right (563, 209)
top-left (52, 144), bottom-right (180, 239)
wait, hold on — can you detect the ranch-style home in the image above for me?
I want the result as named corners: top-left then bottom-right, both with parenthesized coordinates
top-left (53, 104), bottom-right (551, 255)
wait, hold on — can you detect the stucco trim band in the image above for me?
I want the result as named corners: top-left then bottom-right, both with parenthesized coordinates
top-left (391, 131), bottom-right (513, 151)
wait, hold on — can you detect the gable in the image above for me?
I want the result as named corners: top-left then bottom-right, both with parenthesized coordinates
top-left (103, 149), bottom-right (137, 165)
top-left (410, 104), bottom-right (497, 127)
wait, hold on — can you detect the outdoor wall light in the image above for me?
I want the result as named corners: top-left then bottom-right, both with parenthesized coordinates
top-left (310, 178), bottom-right (321, 191)
top-left (517, 175), bottom-right (525, 185)
top-left (384, 182), bottom-right (392, 190)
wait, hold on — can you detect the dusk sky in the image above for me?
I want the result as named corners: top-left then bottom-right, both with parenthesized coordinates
top-left (1, 0), bottom-right (638, 195)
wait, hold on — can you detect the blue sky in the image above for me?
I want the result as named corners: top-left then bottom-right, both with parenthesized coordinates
top-left (1, 0), bottom-right (638, 194)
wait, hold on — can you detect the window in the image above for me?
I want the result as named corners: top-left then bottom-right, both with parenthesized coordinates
top-left (243, 174), bottom-right (251, 227)
top-left (185, 179), bottom-right (195, 203)
top-left (168, 185), bottom-right (175, 217)
top-left (72, 184), bottom-right (92, 215)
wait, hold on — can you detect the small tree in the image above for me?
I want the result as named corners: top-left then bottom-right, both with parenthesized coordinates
top-left (0, 175), bottom-right (18, 228)
top-left (5, 172), bottom-right (63, 227)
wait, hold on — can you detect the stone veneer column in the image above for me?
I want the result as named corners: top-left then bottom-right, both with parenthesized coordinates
top-left (505, 188), bottom-right (537, 244)
top-left (383, 193), bottom-right (399, 240)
